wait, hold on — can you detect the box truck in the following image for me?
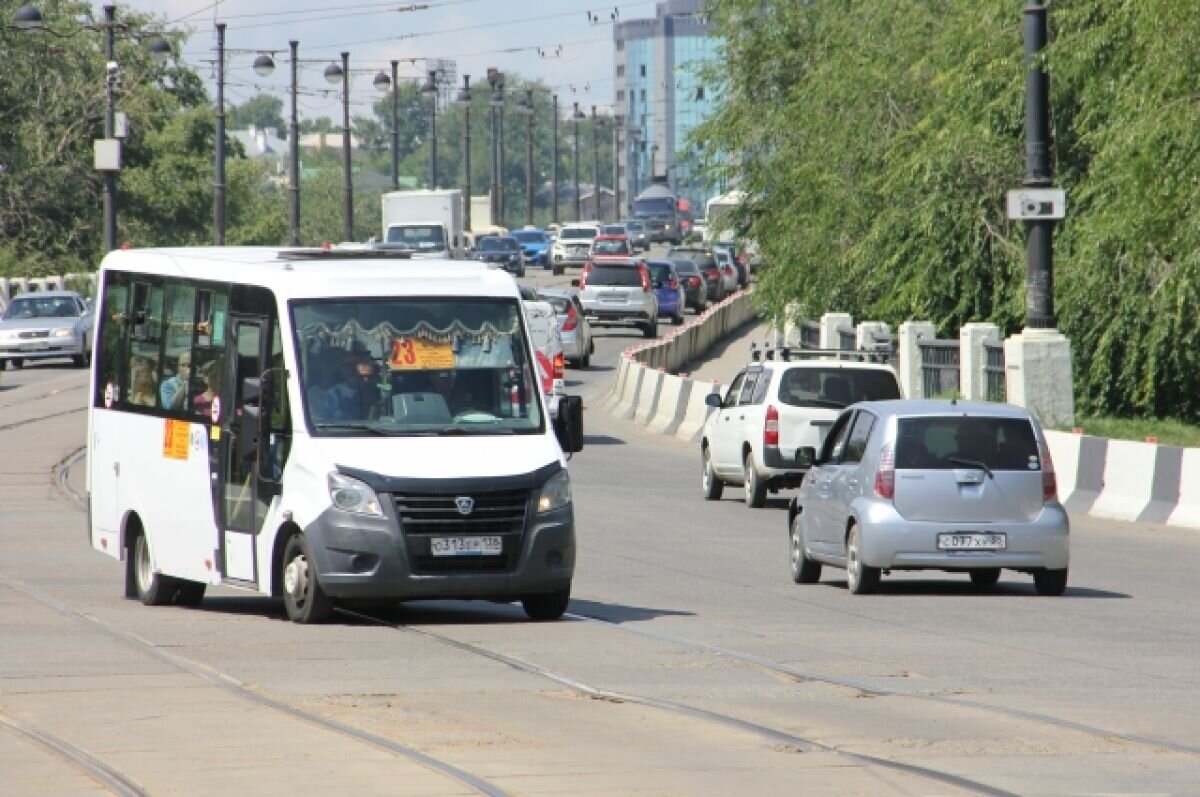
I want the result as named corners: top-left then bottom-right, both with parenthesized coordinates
top-left (381, 189), bottom-right (465, 259)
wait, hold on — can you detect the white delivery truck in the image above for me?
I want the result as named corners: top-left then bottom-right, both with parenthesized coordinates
top-left (381, 188), bottom-right (465, 259)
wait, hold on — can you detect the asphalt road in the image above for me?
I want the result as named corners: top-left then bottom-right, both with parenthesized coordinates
top-left (2, 257), bottom-right (1199, 796)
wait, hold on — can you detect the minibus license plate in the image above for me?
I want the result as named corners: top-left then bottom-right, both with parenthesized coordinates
top-left (937, 532), bottom-right (1006, 551)
top-left (431, 536), bottom-right (502, 557)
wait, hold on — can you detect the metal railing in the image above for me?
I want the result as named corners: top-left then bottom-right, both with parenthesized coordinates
top-left (838, 326), bottom-right (856, 351)
top-left (918, 338), bottom-right (960, 398)
top-left (984, 340), bottom-right (1006, 402)
top-left (798, 319), bottom-right (820, 349)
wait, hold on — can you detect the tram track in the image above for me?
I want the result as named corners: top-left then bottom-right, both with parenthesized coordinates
top-left (0, 711), bottom-right (148, 797)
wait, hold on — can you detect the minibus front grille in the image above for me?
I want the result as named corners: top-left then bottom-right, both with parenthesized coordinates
top-left (393, 488), bottom-right (530, 574)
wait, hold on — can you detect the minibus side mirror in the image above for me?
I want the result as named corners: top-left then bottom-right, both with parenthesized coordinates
top-left (553, 394), bottom-right (584, 453)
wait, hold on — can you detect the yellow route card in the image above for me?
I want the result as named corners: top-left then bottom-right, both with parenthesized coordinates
top-left (163, 419), bottom-right (190, 460)
top-left (388, 337), bottom-right (455, 370)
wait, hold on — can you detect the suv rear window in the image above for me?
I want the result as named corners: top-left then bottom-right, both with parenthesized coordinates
top-left (588, 265), bottom-right (641, 286)
top-left (776, 367), bottom-right (900, 408)
top-left (895, 416), bottom-right (1040, 471)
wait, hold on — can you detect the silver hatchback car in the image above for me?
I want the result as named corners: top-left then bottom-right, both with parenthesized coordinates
top-left (787, 400), bottom-right (1069, 595)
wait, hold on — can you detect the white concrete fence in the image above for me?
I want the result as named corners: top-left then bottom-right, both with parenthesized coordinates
top-left (0, 274), bottom-right (99, 311)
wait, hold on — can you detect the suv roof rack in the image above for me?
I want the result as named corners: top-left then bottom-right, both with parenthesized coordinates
top-left (278, 242), bottom-right (415, 260)
top-left (750, 343), bottom-right (892, 364)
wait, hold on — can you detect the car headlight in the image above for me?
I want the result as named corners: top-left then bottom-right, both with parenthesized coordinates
top-left (536, 469), bottom-right (571, 514)
top-left (0, 330), bottom-right (18, 341)
top-left (328, 472), bottom-right (383, 517)
top-left (51, 328), bottom-right (75, 338)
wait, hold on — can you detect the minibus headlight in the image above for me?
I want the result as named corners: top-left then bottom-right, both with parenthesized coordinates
top-left (327, 472), bottom-right (383, 517)
top-left (536, 469), bottom-right (571, 514)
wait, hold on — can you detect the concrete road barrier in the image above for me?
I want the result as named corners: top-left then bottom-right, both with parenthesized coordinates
top-left (647, 374), bottom-right (692, 436)
top-left (1089, 439), bottom-right (1182, 524)
top-left (633, 368), bottom-right (665, 426)
top-left (675, 380), bottom-right (723, 443)
top-left (1045, 430), bottom-right (1107, 514)
top-left (1167, 448), bottom-right (1200, 529)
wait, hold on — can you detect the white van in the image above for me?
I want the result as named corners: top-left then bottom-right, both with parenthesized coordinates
top-left (86, 246), bottom-right (584, 623)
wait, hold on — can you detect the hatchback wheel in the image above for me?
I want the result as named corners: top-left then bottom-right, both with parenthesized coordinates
top-left (701, 447), bottom-right (723, 501)
top-left (1033, 567), bottom-right (1068, 596)
top-left (969, 568), bottom-right (1001, 589)
top-left (642, 320), bottom-right (657, 339)
top-left (744, 452), bottom-right (766, 508)
top-left (790, 516), bottom-right (821, 584)
top-left (845, 524), bottom-right (880, 595)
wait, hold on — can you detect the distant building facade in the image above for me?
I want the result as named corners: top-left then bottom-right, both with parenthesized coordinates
top-left (613, 0), bottom-right (720, 217)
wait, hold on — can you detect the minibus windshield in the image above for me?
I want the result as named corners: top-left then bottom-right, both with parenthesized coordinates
top-left (292, 297), bottom-right (544, 436)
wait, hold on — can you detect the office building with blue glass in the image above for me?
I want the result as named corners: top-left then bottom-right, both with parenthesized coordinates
top-left (613, 0), bottom-right (719, 218)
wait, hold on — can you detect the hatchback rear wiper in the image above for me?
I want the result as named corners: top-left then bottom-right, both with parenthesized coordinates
top-left (949, 456), bottom-right (994, 479)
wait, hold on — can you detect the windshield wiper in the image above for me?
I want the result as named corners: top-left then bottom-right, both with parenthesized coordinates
top-left (316, 422), bottom-right (390, 436)
top-left (949, 456), bottom-right (994, 479)
top-left (437, 426), bottom-right (514, 436)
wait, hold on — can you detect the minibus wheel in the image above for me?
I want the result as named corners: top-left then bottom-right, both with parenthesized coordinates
top-left (522, 586), bottom-right (570, 621)
top-left (130, 530), bottom-right (178, 606)
top-left (282, 534), bottom-right (333, 623)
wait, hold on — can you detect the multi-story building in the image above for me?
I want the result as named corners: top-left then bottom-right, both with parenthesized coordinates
top-left (613, 0), bottom-right (720, 218)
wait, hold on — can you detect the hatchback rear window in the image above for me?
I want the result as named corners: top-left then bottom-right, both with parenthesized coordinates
top-left (588, 265), bottom-right (641, 286)
top-left (895, 416), bottom-right (1040, 471)
top-left (776, 367), bottom-right (900, 408)
top-left (544, 296), bottom-right (571, 314)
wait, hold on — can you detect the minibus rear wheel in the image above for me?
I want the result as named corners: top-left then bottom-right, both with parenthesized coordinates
top-left (282, 533), bottom-right (334, 623)
top-left (129, 529), bottom-right (178, 606)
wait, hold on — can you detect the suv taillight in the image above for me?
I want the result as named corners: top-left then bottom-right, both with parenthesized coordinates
top-left (764, 405), bottom-right (779, 446)
top-left (1040, 439), bottom-right (1057, 502)
top-left (563, 302), bottom-right (579, 331)
top-left (639, 265), bottom-right (651, 293)
top-left (874, 442), bottom-right (895, 499)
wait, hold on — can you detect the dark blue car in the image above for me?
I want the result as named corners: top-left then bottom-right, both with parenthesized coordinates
top-left (512, 228), bottom-right (550, 268)
top-left (648, 260), bottom-right (686, 325)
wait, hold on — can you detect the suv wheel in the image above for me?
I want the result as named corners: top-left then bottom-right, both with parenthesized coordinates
top-left (743, 452), bottom-right (766, 508)
top-left (845, 524), bottom-right (880, 595)
top-left (701, 447), bottom-right (723, 500)
top-left (790, 516), bottom-right (821, 584)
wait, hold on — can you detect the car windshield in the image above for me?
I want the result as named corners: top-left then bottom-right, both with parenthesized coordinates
top-left (512, 231), bottom-right (545, 243)
top-left (602, 225), bottom-right (626, 235)
top-left (895, 416), bottom-right (1040, 471)
top-left (385, 224), bottom-right (445, 249)
top-left (292, 297), bottom-right (543, 436)
top-left (560, 227), bottom-right (597, 240)
top-left (593, 239), bottom-right (629, 254)
top-left (2, 296), bottom-right (80, 320)
top-left (776, 367), bottom-right (901, 408)
top-left (649, 263), bottom-right (674, 283)
top-left (672, 259), bottom-right (700, 274)
top-left (588, 265), bottom-right (641, 287)
top-left (480, 237), bottom-right (519, 251)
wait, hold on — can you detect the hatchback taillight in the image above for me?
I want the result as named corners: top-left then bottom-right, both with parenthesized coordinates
top-left (874, 442), bottom-right (895, 500)
top-left (563, 302), bottom-right (579, 332)
top-left (640, 265), bottom-right (652, 292)
top-left (553, 352), bottom-right (565, 380)
top-left (1040, 439), bottom-right (1057, 502)
top-left (764, 405), bottom-right (779, 447)
top-left (688, 276), bottom-right (701, 288)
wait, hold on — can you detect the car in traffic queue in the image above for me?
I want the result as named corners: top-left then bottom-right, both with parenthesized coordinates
top-left (620, 219), bottom-right (651, 252)
top-left (520, 292), bottom-right (567, 414)
top-left (475, 235), bottom-right (526, 277)
top-left (590, 234), bottom-right (635, 259)
top-left (702, 348), bottom-right (903, 508)
top-left (714, 240), bottom-right (750, 287)
top-left (0, 289), bottom-right (94, 371)
top-left (574, 257), bottom-right (658, 339)
top-left (712, 248), bottom-right (740, 295)
top-left (538, 287), bottom-right (595, 368)
top-left (670, 258), bottom-right (710, 314)
top-left (513, 227), bottom-right (551, 269)
top-left (786, 400), bottom-right (1069, 596)
top-left (551, 223), bottom-right (600, 273)
top-left (647, 260), bottom-right (686, 326)
top-left (667, 246), bottom-right (725, 303)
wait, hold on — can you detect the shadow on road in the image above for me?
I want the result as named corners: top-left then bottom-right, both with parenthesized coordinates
top-left (565, 598), bottom-right (695, 623)
top-left (582, 434), bottom-right (625, 446)
top-left (812, 579), bottom-right (1130, 599)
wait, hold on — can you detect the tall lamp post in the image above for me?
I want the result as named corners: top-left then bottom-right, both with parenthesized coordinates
top-left (487, 69), bottom-right (505, 227)
top-left (288, 41), bottom-right (300, 245)
top-left (551, 94), bottom-right (560, 225)
top-left (456, 76), bottom-right (472, 233)
top-left (324, 53), bottom-right (353, 242)
top-left (420, 69), bottom-right (439, 189)
top-left (518, 89), bottom-right (535, 227)
top-left (572, 102), bottom-right (584, 222)
top-left (628, 126), bottom-right (641, 202)
top-left (590, 106), bottom-right (600, 222)
top-left (612, 116), bottom-right (622, 221)
top-left (371, 61), bottom-right (401, 192)
top-left (14, 3), bottom-right (170, 252)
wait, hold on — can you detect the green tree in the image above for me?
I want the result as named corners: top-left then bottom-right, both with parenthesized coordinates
top-left (228, 93), bottom-right (285, 132)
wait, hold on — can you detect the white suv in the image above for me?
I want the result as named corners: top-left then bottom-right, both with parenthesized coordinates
top-left (701, 352), bottom-right (902, 507)
top-left (551, 224), bottom-right (599, 272)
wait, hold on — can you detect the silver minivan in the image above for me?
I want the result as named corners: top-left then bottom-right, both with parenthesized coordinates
top-left (787, 400), bottom-right (1069, 595)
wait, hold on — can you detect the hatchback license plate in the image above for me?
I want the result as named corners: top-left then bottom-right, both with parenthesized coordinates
top-left (431, 536), bottom-right (502, 557)
top-left (937, 532), bottom-right (1006, 551)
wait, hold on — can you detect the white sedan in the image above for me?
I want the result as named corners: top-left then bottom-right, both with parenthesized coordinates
top-left (0, 290), bottom-right (93, 370)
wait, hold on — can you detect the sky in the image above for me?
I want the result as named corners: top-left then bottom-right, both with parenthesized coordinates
top-left (120, 0), bottom-right (662, 124)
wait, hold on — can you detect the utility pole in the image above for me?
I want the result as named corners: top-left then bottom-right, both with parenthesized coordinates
top-left (591, 106), bottom-right (600, 222)
top-left (341, 52), bottom-right (353, 242)
top-left (524, 89), bottom-right (534, 227)
top-left (613, 116), bottom-right (621, 221)
top-left (458, 75), bottom-right (472, 233)
top-left (214, 22), bottom-right (226, 245)
top-left (572, 102), bottom-right (582, 222)
top-left (390, 60), bottom-right (399, 191)
top-left (101, 5), bottom-right (117, 251)
top-left (288, 40), bottom-right (300, 246)
top-left (552, 94), bottom-right (560, 225)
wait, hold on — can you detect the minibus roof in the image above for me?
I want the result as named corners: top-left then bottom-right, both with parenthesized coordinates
top-left (99, 247), bottom-right (521, 302)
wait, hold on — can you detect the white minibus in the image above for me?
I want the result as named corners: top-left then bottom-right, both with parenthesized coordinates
top-left (86, 247), bottom-right (583, 623)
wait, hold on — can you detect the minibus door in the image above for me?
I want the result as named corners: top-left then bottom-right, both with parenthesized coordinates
top-left (218, 316), bottom-right (271, 585)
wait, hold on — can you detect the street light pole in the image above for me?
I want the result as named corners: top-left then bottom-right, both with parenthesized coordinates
top-left (551, 94), bottom-right (560, 225)
top-left (102, 4), bottom-right (117, 251)
top-left (523, 89), bottom-right (534, 227)
top-left (288, 40), bottom-right (300, 246)
top-left (339, 52), bottom-right (353, 241)
top-left (613, 116), bottom-right (621, 221)
top-left (390, 60), bottom-right (399, 191)
top-left (421, 70), bottom-right (439, 189)
top-left (1023, 0), bottom-right (1054, 329)
top-left (213, 22), bottom-right (226, 245)
top-left (457, 75), bottom-right (472, 233)
top-left (591, 106), bottom-right (600, 222)
top-left (572, 102), bottom-right (581, 222)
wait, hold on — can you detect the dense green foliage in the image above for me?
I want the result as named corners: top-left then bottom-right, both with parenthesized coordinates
top-left (694, 0), bottom-right (1200, 421)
